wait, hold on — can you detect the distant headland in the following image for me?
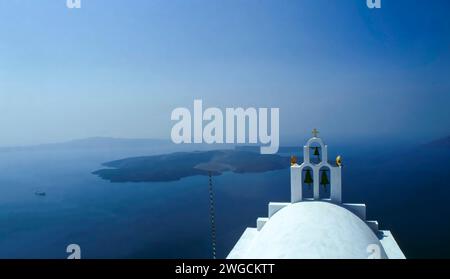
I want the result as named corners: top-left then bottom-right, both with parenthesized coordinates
top-left (92, 150), bottom-right (289, 183)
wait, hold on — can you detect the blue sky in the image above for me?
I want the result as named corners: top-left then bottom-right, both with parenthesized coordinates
top-left (0, 0), bottom-right (449, 146)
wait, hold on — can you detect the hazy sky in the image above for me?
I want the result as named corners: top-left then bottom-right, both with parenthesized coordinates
top-left (0, 0), bottom-right (449, 146)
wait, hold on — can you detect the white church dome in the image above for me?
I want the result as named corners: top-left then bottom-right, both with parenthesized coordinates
top-left (227, 132), bottom-right (404, 259)
top-left (240, 201), bottom-right (388, 259)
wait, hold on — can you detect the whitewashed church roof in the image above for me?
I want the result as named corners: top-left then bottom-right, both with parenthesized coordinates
top-left (228, 201), bottom-right (388, 259)
top-left (227, 130), bottom-right (405, 259)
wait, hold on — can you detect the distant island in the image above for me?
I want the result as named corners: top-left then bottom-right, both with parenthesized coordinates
top-left (93, 150), bottom-right (290, 182)
top-left (425, 136), bottom-right (450, 148)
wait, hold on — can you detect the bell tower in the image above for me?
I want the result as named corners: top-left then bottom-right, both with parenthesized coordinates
top-left (290, 129), bottom-right (342, 203)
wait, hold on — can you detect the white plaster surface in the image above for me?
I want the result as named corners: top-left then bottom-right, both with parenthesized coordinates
top-left (228, 202), bottom-right (389, 259)
top-left (379, 230), bottom-right (406, 259)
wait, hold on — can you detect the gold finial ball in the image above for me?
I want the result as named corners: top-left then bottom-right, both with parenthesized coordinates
top-left (336, 155), bottom-right (343, 167)
top-left (291, 155), bottom-right (298, 166)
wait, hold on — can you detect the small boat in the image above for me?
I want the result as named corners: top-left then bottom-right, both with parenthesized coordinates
top-left (35, 191), bottom-right (46, 196)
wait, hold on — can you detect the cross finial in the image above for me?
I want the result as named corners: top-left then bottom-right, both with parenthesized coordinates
top-left (312, 128), bottom-right (319, 138)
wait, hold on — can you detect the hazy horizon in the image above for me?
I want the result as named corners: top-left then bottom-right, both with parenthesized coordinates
top-left (1, 0), bottom-right (449, 146)
top-left (0, 133), bottom-right (441, 150)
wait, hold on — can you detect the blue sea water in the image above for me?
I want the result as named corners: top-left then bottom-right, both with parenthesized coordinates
top-left (0, 147), bottom-right (290, 259)
top-left (0, 144), bottom-right (449, 258)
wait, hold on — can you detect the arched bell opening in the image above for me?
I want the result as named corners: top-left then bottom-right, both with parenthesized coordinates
top-left (319, 166), bottom-right (331, 199)
top-left (309, 143), bottom-right (323, 165)
top-left (301, 167), bottom-right (314, 199)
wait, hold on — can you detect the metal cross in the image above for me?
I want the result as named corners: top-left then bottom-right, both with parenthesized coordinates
top-left (312, 128), bottom-right (319, 138)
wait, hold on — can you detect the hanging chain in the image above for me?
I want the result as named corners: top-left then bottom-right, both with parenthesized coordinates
top-left (208, 172), bottom-right (217, 259)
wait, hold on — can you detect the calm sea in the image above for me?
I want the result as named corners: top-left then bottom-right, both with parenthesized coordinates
top-left (0, 145), bottom-right (449, 258)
